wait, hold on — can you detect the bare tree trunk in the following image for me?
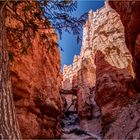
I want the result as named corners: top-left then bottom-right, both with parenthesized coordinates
top-left (0, 2), bottom-right (21, 139)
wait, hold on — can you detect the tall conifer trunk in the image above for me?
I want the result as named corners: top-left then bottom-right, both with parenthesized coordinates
top-left (0, 2), bottom-right (21, 139)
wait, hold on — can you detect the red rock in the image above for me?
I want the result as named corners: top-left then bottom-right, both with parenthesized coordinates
top-left (109, 0), bottom-right (140, 91)
top-left (6, 2), bottom-right (62, 139)
top-left (10, 31), bottom-right (62, 139)
top-left (95, 50), bottom-right (136, 126)
top-left (104, 101), bottom-right (140, 139)
top-left (62, 1), bottom-right (140, 139)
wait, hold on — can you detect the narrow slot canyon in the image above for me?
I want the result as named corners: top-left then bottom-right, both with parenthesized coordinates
top-left (0, 0), bottom-right (140, 139)
top-left (60, 88), bottom-right (102, 139)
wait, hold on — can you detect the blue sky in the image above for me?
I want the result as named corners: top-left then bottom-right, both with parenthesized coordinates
top-left (59, 0), bottom-right (104, 69)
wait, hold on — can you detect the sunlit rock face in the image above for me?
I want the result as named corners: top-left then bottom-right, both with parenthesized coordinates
top-left (77, 11), bottom-right (97, 121)
top-left (62, 2), bottom-right (138, 138)
top-left (99, 1), bottom-right (140, 138)
top-left (62, 12), bottom-right (97, 117)
top-left (62, 11), bottom-right (100, 135)
top-left (62, 55), bottom-right (81, 90)
top-left (93, 4), bottom-right (134, 72)
top-left (6, 2), bottom-right (62, 139)
top-left (109, 0), bottom-right (140, 92)
top-left (93, 3), bottom-right (137, 129)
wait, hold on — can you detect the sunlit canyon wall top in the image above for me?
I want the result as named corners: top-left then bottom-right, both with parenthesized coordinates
top-left (62, 2), bottom-right (134, 91)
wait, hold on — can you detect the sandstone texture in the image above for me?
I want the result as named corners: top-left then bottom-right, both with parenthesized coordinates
top-left (109, 0), bottom-right (140, 91)
top-left (62, 1), bottom-right (140, 139)
top-left (93, 4), bottom-right (136, 127)
top-left (104, 101), bottom-right (140, 139)
top-left (62, 11), bottom-right (97, 120)
top-left (6, 2), bottom-right (62, 139)
top-left (98, 1), bottom-right (140, 138)
top-left (62, 11), bottom-right (101, 136)
top-left (3, 0), bottom-right (140, 139)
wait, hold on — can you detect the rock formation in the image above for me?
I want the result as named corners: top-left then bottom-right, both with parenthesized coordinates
top-left (6, 2), bottom-right (62, 139)
top-left (93, 3), bottom-right (137, 128)
top-left (109, 0), bottom-right (140, 92)
top-left (62, 11), bottom-right (97, 119)
top-left (5, 0), bottom-right (140, 139)
top-left (62, 1), bottom-right (140, 139)
top-left (101, 1), bottom-right (140, 139)
top-left (62, 10), bottom-right (101, 136)
top-left (104, 100), bottom-right (140, 139)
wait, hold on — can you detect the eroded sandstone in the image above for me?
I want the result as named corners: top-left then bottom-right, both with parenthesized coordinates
top-left (93, 3), bottom-right (137, 127)
top-left (6, 2), bottom-right (62, 138)
top-left (109, 0), bottom-right (140, 91)
top-left (62, 2), bottom-right (139, 139)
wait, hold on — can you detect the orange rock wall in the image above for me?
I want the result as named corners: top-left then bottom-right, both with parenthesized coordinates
top-left (6, 2), bottom-right (62, 139)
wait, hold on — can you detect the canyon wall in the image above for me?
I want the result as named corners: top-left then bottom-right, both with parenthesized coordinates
top-left (62, 10), bottom-right (101, 135)
top-left (109, 0), bottom-right (140, 92)
top-left (63, 11), bottom-right (97, 120)
top-left (62, 1), bottom-right (140, 139)
top-left (101, 1), bottom-right (140, 139)
top-left (93, 3), bottom-right (136, 127)
top-left (7, 2), bottom-right (62, 139)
